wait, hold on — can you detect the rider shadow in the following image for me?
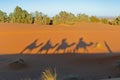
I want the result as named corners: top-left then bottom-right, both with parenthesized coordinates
top-left (74, 37), bottom-right (94, 53)
top-left (37, 40), bottom-right (59, 54)
top-left (54, 38), bottom-right (76, 54)
top-left (20, 39), bottom-right (43, 54)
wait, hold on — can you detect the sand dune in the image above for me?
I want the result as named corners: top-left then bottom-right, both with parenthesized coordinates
top-left (0, 22), bottom-right (120, 54)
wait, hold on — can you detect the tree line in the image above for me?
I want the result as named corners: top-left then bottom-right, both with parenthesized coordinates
top-left (0, 6), bottom-right (120, 25)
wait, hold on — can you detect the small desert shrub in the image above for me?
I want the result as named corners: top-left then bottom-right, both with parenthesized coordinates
top-left (114, 16), bottom-right (120, 25)
top-left (41, 68), bottom-right (57, 80)
top-left (90, 16), bottom-right (101, 22)
top-left (101, 18), bottom-right (109, 24)
top-left (20, 68), bottom-right (56, 80)
top-left (76, 13), bottom-right (90, 22)
top-left (53, 11), bottom-right (76, 25)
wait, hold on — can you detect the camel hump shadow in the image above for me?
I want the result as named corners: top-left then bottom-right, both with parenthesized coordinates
top-left (37, 40), bottom-right (59, 54)
top-left (54, 38), bottom-right (76, 53)
top-left (74, 37), bottom-right (94, 53)
top-left (20, 39), bottom-right (43, 54)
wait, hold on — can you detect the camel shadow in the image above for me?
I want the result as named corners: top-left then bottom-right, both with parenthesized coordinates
top-left (37, 40), bottom-right (59, 54)
top-left (54, 38), bottom-right (76, 54)
top-left (74, 37), bottom-right (94, 53)
top-left (20, 39), bottom-right (43, 54)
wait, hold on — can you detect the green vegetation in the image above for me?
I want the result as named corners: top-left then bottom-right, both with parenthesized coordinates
top-left (33, 11), bottom-right (50, 25)
top-left (90, 16), bottom-right (101, 23)
top-left (101, 18), bottom-right (109, 24)
top-left (53, 11), bottom-right (76, 25)
top-left (9, 6), bottom-right (32, 23)
top-left (76, 13), bottom-right (90, 22)
top-left (0, 10), bottom-right (8, 22)
top-left (0, 6), bottom-right (119, 25)
top-left (114, 16), bottom-right (120, 25)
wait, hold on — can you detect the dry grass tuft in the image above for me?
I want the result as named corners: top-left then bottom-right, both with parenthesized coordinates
top-left (41, 68), bottom-right (57, 80)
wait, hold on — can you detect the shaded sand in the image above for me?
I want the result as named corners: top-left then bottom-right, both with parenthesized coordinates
top-left (100, 78), bottom-right (120, 80)
top-left (0, 54), bottom-right (120, 80)
top-left (0, 22), bottom-right (120, 54)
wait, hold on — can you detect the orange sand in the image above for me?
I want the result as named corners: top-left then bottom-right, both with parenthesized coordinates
top-left (0, 22), bottom-right (120, 54)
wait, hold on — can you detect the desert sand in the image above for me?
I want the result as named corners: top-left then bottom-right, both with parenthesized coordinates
top-left (0, 22), bottom-right (120, 54)
top-left (0, 23), bottom-right (120, 80)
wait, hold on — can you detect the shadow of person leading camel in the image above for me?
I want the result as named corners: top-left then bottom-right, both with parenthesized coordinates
top-left (54, 38), bottom-right (76, 54)
top-left (20, 39), bottom-right (43, 54)
top-left (104, 41), bottom-right (113, 53)
top-left (37, 40), bottom-right (59, 54)
top-left (74, 37), bottom-right (94, 53)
